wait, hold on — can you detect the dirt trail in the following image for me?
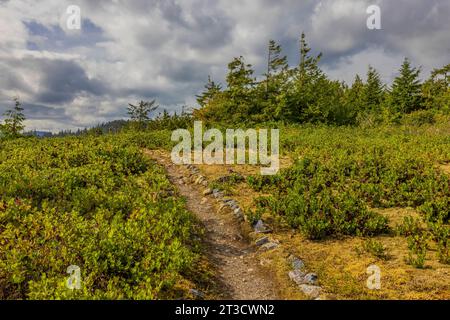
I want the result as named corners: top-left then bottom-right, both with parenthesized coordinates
top-left (145, 150), bottom-right (280, 300)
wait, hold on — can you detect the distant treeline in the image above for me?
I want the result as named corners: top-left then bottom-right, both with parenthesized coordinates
top-left (51, 110), bottom-right (193, 137)
top-left (194, 33), bottom-right (450, 126)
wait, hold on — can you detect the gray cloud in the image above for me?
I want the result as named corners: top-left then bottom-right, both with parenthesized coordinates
top-left (36, 59), bottom-right (106, 104)
top-left (22, 103), bottom-right (66, 120)
top-left (24, 19), bottom-right (107, 51)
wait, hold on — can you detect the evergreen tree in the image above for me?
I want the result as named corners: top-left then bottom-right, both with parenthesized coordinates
top-left (297, 32), bottom-right (323, 84)
top-left (362, 66), bottom-right (385, 112)
top-left (226, 56), bottom-right (254, 99)
top-left (421, 63), bottom-right (450, 112)
top-left (1, 97), bottom-right (26, 138)
top-left (287, 32), bottom-right (327, 122)
top-left (389, 58), bottom-right (422, 113)
top-left (196, 76), bottom-right (222, 108)
top-left (225, 56), bottom-right (256, 121)
top-left (260, 40), bottom-right (289, 121)
top-left (192, 35), bottom-right (450, 125)
top-left (127, 100), bottom-right (159, 129)
top-left (340, 74), bottom-right (365, 122)
top-left (348, 75), bottom-right (365, 108)
top-left (265, 40), bottom-right (288, 95)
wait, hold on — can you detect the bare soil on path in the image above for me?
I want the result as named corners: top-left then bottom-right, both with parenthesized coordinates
top-left (144, 150), bottom-right (280, 300)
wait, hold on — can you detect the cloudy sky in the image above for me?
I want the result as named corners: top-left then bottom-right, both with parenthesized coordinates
top-left (0, 0), bottom-right (449, 132)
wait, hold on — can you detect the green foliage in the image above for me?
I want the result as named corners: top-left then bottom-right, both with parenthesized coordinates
top-left (402, 109), bottom-right (436, 126)
top-left (428, 220), bottom-right (450, 264)
top-left (127, 100), bottom-right (159, 129)
top-left (406, 232), bottom-right (429, 268)
top-left (247, 123), bottom-right (450, 239)
top-left (287, 33), bottom-right (336, 124)
top-left (421, 64), bottom-right (450, 112)
top-left (196, 76), bottom-right (222, 108)
top-left (266, 40), bottom-right (288, 79)
top-left (388, 58), bottom-right (423, 114)
top-left (210, 173), bottom-right (245, 196)
top-left (146, 110), bottom-right (194, 131)
top-left (260, 39), bottom-right (289, 121)
top-left (396, 216), bottom-right (423, 236)
top-left (1, 97), bottom-right (26, 138)
top-left (193, 33), bottom-right (448, 126)
top-left (245, 207), bottom-right (263, 226)
top-left (225, 56), bottom-right (256, 121)
top-left (248, 157), bottom-right (389, 239)
top-left (0, 135), bottom-right (200, 299)
top-left (362, 239), bottom-right (390, 260)
top-left (362, 66), bottom-right (385, 113)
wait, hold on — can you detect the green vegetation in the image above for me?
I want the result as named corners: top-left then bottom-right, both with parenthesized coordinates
top-left (247, 121), bottom-right (449, 241)
top-left (0, 135), bottom-right (200, 299)
top-left (0, 32), bottom-right (448, 298)
top-left (406, 232), bottom-right (429, 269)
top-left (361, 239), bottom-right (390, 260)
top-left (127, 100), bottom-right (159, 130)
top-left (194, 34), bottom-right (449, 126)
top-left (0, 98), bottom-right (26, 139)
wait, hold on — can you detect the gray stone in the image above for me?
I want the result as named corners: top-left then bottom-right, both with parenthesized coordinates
top-left (288, 270), bottom-right (318, 286)
top-left (303, 273), bottom-right (318, 285)
top-left (288, 270), bottom-right (306, 285)
top-left (228, 201), bottom-right (239, 209)
top-left (212, 189), bottom-right (224, 199)
top-left (288, 255), bottom-right (305, 271)
top-left (254, 220), bottom-right (271, 233)
top-left (189, 288), bottom-right (205, 299)
top-left (299, 285), bottom-right (321, 299)
top-left (255, 236), bottom-right (269, 246)
top-left (260, 242), bottom-right (279, 251)
top-left (215, 193), bottom-right (224, 200)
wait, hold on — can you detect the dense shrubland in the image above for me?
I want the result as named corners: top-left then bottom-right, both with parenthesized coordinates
top-left (246, 122), bottom-right (450, 266)
top-left (0, 135), bottom-right (199, 299)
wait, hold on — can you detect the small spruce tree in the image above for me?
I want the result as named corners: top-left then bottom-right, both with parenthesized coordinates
top-left (1, 97), bottom-right (26, 138)
top-left (127, 100), bottom-right (158, 129)
top-left (362, 66), bottom-right (385, 112)
top-left (389, 58), bottom-right (422, 113)
top-left (196, 76), bottom-right (222, 108)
